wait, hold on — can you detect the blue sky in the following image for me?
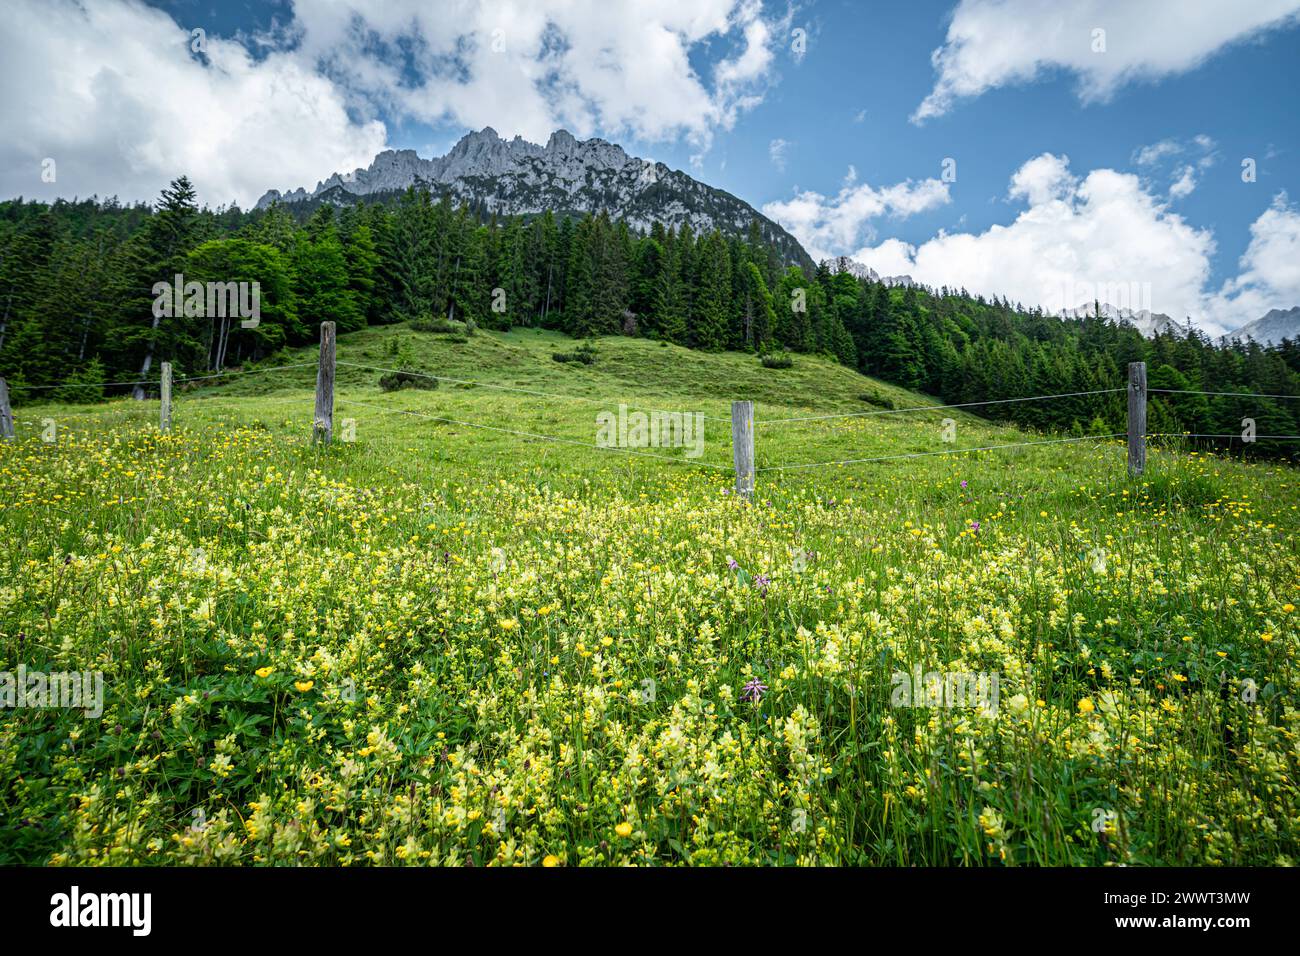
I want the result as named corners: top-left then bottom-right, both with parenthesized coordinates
top-left (4, 0), bottom-right (1300, 331)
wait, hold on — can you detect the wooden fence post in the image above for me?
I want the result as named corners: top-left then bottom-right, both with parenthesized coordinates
top-left (731, 399), bottom-right (754, 497)
top-left (0, 377), bottom-right (13, 440)
top-left (314, 321), bottom-right (336, 445)
top-left (1127, 360), bottom-right (1146, 476)
top-left (159, 362), bottom-right (172, 434)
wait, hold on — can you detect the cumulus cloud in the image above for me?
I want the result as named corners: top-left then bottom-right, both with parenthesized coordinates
top-left (850, 154), bottom-right (1297, 335)
top-left (289, 0), bottom-right (785, 147)
top-left (762, 171), bottom-right (951, 265)
top-left (1008, 153), bottom-right (1078, 206)
top-left (853, 153), bottom-right (1219, 328)
top-left (0, 0), bottom-right (387, 208)
top-left (913, 0), bottom-right (1300, 123)
top-left (0, 0), bottom-right (785, 207)
top-left (1206, 193), bottom-right (1300, 328)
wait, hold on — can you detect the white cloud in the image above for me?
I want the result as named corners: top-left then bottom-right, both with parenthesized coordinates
top-left (0, 0), bottom-right (387, 208)
top-left (1131, 135), bottom-right (1217, 201)
top-left (853, 154), bottom-right (1221, 329)
top-left (762, 172), bottom-right (950, 264)
top-left (1206, 192), bottom-right (1300, 328)
top-left (851, 154), bottom-right (1299, 335)
top-left (1135, 140), bottom-right (1182, 166)
top-left (913, 0), bottom-right (1300, 122)
top-left (1008, 153), bottom-right (1077, 205)
top-left (0, 0), bottom-right (785, 207)
top-left (1169, 166), bottom-right (1198, 200)
top-left (769, 138), bottom-right (792, 171)
top-left (290, 0), bottom-right (784, 148)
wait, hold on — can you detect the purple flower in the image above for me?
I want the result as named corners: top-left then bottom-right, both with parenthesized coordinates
top-left (971, 521), bottom-right (980, 532)
top-left (960, 480), bottom-right (968, 489)
top-left (754, 573), bottom-right (770, 595)
top-left (726, 556), bottom-right (739, 571)
top-left (740, 678), bottom-right (768, 704)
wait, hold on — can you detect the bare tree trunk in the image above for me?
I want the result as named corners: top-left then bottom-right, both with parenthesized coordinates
top-left (79, 236), bottom-right (103, 362)
top-left (204, 316), bottom-right (217, 371)
top-left (447, 255), bottom-right (461, 321)
top-left (216, 316), bottom-right (231, 371)
top-left (542, 263), bottom-right (552, 327)
top-left (132, 313), bottom-right (162, 400)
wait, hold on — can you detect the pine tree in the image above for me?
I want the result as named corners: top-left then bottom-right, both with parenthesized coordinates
top-left (691, 230), bottom-right (731, 351)
top-left (653, 228), bottom-right (687, 345)
top-left (113, 176), bottom-right (202, 396)
top-left (739, 262), bottom-right (775, 350)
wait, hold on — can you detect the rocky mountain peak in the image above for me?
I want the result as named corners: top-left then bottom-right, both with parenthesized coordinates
top-left (253, 127), bottom-right (813, 269)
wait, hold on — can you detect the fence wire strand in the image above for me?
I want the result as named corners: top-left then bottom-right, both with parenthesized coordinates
top-left (10, 356), bottom-right (1297, 474)
top-left (757, 433), bottom-right (1126, 473)
top-left (337, 361), bottom-right (732, 423)
top-left (174, 362), bottom-right (317, 384)
top-left (1150, 388), bottom-right (1300, 400)
top-left (755, 388), bottom-right (1126, 426)
top-left (1148, 432), bottom-right (1300, 441)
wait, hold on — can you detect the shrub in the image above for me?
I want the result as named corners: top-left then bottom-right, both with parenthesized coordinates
top-left (857, 390), bottom-right (895, 410)
top-left (50, 357), bottom-right (109, 403)
top-left (379, 370), bottom-right (438, 392)
top-left (760, 350), bottom-right (794, 369)
top-left (553, 341), bottom-right (598, 365)
top-left (410, 315), bottom-right (464, 334)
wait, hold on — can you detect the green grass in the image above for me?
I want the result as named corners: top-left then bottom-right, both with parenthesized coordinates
top-left (1, 323), bottom-right (1296, 866)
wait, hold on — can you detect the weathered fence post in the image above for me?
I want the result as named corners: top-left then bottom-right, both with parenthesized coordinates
top-left (731, 399), bottom-right (754, 498)
top-left (0, 377), bottom-right (13, 440)
top-left (159, 362), bottom-right (172, 434)
top-left (314, 321), bottom-right (336, 445)
top-left (1127, 360), bottom-right (1146, 476)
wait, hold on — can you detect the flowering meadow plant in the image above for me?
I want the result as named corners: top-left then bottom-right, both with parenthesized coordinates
top-left (0, 354), bottom-right (1296, 867)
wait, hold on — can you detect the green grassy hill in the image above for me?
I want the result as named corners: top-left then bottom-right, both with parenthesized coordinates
top-left (1, 323), bottom-right (1296, 866)
top-left (10, 322), bottom-right (1130, 484)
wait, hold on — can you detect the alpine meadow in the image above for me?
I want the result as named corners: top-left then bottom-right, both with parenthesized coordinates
top-left (1, 0), bottom-right (1299, 916)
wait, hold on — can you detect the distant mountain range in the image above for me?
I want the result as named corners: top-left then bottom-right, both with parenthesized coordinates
top-left (1058, 302), bottom-right (1183, 337)
top-left (828, 256), bottom-right (917, 288)
top-left (256, 127), bottom-right (813, 271)
top-left (1055, 302), bottom-right (1300, 345)
top-left (1220, 307), bottom-right (1300, 346)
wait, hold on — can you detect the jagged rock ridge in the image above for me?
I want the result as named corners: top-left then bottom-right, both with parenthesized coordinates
top-left (1058, 302), bottom-right (1182, 338)
top-left (257, 128), bottom-right (813, 270)
top-left (1221, 307), bottom-right (1300, 346)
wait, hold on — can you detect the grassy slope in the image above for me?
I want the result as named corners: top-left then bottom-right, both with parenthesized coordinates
top-left (10, 324), bottom-right (1122, 478)
top-left (2, 325), bottom-right (1297, 866)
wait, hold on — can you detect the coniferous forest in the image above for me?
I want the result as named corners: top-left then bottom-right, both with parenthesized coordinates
top-left (1, 177), bottom-right (1297, 453)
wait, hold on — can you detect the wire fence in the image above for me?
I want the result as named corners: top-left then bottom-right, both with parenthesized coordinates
top-left (755, 434), bottom-right (1128, 473)
top-left (755, 388), bottom-right (1127, 427)
top-left (4, 347), bottom-right (1299, 483)
top-left (337, 360), bottom-right (734, 423)
top-left (336, 395), bottom-right (731, 470)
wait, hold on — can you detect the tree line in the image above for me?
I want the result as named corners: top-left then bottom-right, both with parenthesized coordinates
top-left (0, 177), bottom-right (1296, 454)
